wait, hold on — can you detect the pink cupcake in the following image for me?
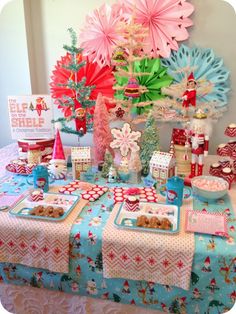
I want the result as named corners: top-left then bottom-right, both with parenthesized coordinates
top-left (217, 144), bottom-right (230, 157)
top-left (124, 196), bottom-right (140, 212)
top-left (209, 163), bottom-right (222, 177)
top-left (225, 123), bottom-right (236, 137)
top-left (219, 159), bottom-right (231, 169)
top-left (221, 167), bottom-right (235, 189)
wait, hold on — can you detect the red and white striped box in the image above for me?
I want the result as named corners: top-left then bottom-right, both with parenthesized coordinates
top-left (6, 163), bottom-right (16, 173)
top-left (16, 162), bottom-right (26, 174)
top-left (217, 144), bottom-right (230, 157)
top-left (28, 189), bottom-right (44, 202)
top-left (224, 123), bottom-right (236, 137)
top-left (209, 163), bottom-right (222, 177)
top-left (26, 164), bottom-right (36, 174)
top-left (124, 196), bottom-right (140, 212)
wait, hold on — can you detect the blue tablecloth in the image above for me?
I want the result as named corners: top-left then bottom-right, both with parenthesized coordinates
top-left (0, 173), bottom-right (236, 314)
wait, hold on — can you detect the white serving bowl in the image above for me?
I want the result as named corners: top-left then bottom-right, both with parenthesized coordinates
top-left (191, 175), bottom-right (229, 201)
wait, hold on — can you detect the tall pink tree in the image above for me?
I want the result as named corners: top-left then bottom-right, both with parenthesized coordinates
top-left (93, 93), bottom-right (113, 164)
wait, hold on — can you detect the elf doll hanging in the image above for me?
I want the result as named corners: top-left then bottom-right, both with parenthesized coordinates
top-left (182, 72), bottom-right (197, 117)
top-left (75, 107), bottom-right (87, 135)
top-left (187, 109), bottom-right (212, 178)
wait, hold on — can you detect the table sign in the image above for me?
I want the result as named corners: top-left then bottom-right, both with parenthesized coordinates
top-left (185, 210), bottom-right (229, 237)
top-left (8, 95), bottom-right (54, 139)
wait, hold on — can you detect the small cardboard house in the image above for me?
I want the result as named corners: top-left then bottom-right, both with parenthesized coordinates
top-left (71, 147), bottom-right (92, 179)
top-left (150, 151), bottom-right (176, 184)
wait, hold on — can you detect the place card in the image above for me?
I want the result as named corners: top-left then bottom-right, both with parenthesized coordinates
top-left (185, 210), bottom-right (229, 237)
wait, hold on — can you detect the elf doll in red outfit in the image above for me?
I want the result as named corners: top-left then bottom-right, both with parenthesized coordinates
top-left (188, 109), bottom-right (212, 178)
top-left (182, 72), bottom-right (197, 117)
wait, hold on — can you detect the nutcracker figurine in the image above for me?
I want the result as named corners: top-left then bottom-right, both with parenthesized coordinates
top-left (182, 72), bottom-right (197, 116)
top-left (188, 109), bottom-right (212, 178)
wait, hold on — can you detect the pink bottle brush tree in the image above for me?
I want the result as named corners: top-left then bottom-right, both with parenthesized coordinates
top-left (93, 93), bottom-right (114, 164)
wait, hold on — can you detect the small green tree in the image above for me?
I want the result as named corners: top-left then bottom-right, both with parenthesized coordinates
top-left (101, 149), bottom-right (113, 178)
top-left (95, 251), bottom-right (103, 272)
top-left (51, 28), bottom-right (95, 136)
top-left (140, 112), bottom-right (160, 175)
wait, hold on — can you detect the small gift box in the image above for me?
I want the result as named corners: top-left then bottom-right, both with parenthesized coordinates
top-left (209, 163), bottom-right (222, 176)
top-left (28, 189), bottom-right (44, 202)
top-left (224, 123), bottom-right (236, 137)
top-left (217, 144), bottom-right (230, 157)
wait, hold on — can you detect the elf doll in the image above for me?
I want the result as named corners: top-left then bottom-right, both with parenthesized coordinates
top-left (75, 107), bottom-right (87, 135)
top-left (188, 109), bottom-right (212, 178)
top-left (182, 72), bottom-right (197, 116)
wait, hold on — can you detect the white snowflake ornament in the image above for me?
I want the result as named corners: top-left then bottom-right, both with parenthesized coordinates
top-left (110, 123), bottom-right (141, 157)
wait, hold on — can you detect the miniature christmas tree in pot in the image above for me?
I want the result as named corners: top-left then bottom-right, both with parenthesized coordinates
top-left (101, 149), bottom-right (113, 178)
top-left (140, 112), bottom-right (160, 176)
top-left (129, 151), bottom-right (142, 184)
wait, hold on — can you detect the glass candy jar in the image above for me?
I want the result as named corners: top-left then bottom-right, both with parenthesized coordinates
top-left (27, 144), bottom-right (41, 165)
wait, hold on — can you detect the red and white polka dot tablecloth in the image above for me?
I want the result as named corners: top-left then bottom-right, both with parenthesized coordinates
top-left (110, 187), bottom-right (158, 203)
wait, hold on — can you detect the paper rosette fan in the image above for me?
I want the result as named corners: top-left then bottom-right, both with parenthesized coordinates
top-left (161, 44), bottom-right (230, 119)
top-left (79, 3), bottom-right (129, 67)
top-left (126, 0), bottom-right (194, 58)
top-left (115, 58), bottom-right (173, 114)
top-left (50, 52), bottom-right (115, 119)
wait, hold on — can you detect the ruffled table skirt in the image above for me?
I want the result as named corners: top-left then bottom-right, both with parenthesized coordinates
top-left (0, 283), bottom-right (161, 314)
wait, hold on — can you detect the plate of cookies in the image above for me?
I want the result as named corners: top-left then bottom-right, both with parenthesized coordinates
top-left (9, 192), bottom-right (80, 221)
top-left (114, 202), bottom-right (180, 233)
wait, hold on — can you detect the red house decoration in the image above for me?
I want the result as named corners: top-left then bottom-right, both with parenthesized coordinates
top-left (150, 151), bottom-right (176, 184)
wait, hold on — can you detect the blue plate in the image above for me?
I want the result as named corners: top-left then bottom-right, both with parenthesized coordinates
top-left (9, 192), bottom-right (80, 222)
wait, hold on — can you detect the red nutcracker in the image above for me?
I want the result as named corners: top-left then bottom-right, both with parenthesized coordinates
top-left (188, 109), bottom-right (212, 178)
top-left (182, 72), bottom-right (197, 116)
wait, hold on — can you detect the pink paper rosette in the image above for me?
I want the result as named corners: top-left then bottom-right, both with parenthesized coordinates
top-left (125, 0), bottom-right (194, 58)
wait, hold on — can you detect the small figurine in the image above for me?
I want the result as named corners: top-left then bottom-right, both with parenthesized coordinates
top-left (108, 165), bottom-right (117, 183)
top-left (118, 156), bottom-right (130, 182)
top-left (48, 129), bottom-right (67, 180)
top-left (182, 72), bottom-right (197, 117)
top-left (187, 109), bottom-right (212, 178)
top-left (75, 107), bottom-right (87, 135)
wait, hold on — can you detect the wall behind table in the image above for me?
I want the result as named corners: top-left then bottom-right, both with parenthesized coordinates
top-left (0, 0), bottom-right (31, 148)
top-left (0, 0), bottom-right (235, 152)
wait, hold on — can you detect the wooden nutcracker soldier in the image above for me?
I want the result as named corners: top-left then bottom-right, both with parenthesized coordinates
top-left (182, 72), bottom-right (197, 117)
top-left (188, 109), bottom-right (212, 178)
